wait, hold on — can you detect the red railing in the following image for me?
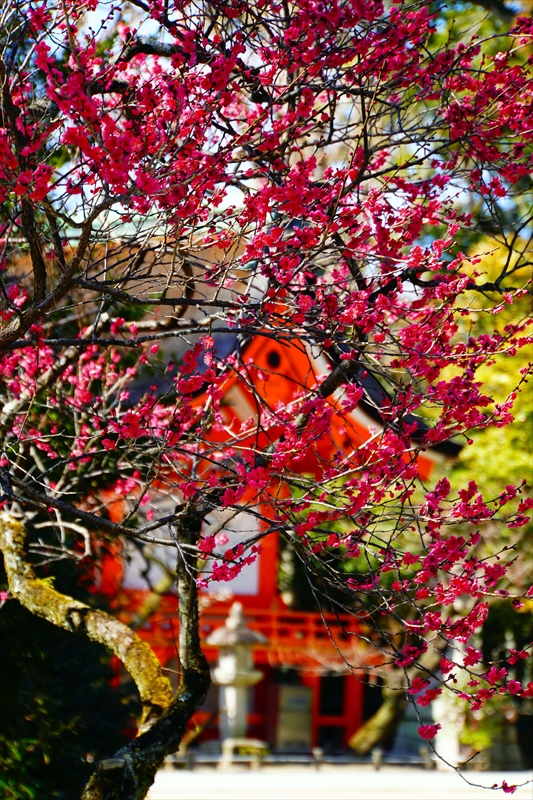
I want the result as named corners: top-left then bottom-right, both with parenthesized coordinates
top-left (128, 602), bottom-right (381, 671)
top-left (200, 606), bottom-right (358, 649)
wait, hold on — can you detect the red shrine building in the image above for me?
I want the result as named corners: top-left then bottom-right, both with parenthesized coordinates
top-left (101, 329), bottom-right (460, 754)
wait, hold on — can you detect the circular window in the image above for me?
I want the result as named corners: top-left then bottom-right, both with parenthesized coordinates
top-left (267, 350), bottom-right (281, 368)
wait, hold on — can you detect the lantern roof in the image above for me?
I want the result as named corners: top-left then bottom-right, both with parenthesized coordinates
top-left (206, 602), bottom-right (268, 647)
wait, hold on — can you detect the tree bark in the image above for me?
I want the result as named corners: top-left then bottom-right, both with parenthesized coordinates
top-left (81, 504), bottom-right (211, 798)
top-left (349, 686), bottom-right (407, 754)
top-left (0, 511), bottom-right (210, 800)
top-left (0, 514), bottom-right (173, 730)
top-left (349, 638), bottom-right (447, 755)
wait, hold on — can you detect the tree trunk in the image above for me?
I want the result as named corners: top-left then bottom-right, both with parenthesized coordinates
top-left (349, 639), bottom-right (448, 756)
top-left (0, 511), bottom-right (210, 800)
top-left (83, 505), bottom-right (211, 799)
top-left (349, 687), bottom-right (406, 754)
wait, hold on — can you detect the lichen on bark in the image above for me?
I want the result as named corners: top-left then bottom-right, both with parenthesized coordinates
top-left (0, 511), bottom-right (211, 800)
top-left (0, 513), bottom-right (173, 731)
top-left (82, 506), bottom-right (211, 799)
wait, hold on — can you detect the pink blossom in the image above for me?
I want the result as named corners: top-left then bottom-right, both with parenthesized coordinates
top-left (500, 782), bottom-right (517, 794)
top-left (418, 724), bottom-right (441, 740)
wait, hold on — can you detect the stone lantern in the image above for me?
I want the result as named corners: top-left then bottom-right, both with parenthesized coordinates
top-left (206, 602), bottom-right (267, 741)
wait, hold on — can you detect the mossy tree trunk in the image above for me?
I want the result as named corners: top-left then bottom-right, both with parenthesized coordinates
top-left (0, 512), bottom-right (210, 800)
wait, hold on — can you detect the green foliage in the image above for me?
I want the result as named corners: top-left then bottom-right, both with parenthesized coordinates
top-left (0, 559), bottom-right (138, 800)
top-left (450, 338), bottom-right (532, 505)
top-left (460, 694), bottom-right (508, 752)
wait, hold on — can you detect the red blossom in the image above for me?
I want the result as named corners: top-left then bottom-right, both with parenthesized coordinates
top-left (418, 724), bottom-right (441, 740)
top-left (0, 0), bottom-right (531, 786)
top-left (500, 782), bottom-right (517, 794)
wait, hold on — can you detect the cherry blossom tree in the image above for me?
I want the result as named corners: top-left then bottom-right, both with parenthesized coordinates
top-left (0, 0), bottom-right (532, 797)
